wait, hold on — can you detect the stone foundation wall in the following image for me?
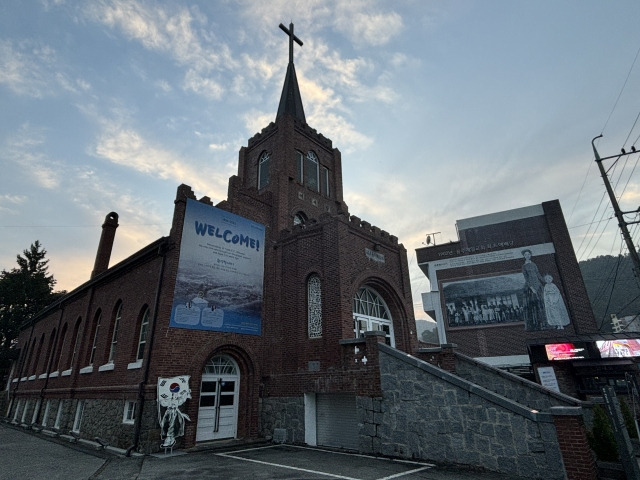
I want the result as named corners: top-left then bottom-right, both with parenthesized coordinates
top-left (7, 396), bottom-right (159, 453)
top-left (362, 344), bottom-right (565, 480)
top-left (259, 396), bottom-right (305, 444)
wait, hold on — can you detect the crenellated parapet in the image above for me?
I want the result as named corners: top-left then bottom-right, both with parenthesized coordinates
top-left (294, 120), bottom-right (332, 150)
top-left (277, 211), bottom-right (398, 246)
top-left (247, 122), bottom-right (278, 148)
top-left (347, 215), bottom-right (398, 245)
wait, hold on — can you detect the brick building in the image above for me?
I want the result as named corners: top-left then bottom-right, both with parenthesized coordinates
top-left (416, 202), bottom-right (640, 400)
top-left (4, 24), bottom-right (416, 453)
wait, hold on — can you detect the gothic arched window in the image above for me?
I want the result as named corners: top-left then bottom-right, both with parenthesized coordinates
top-left (296, 150), bottom-right (320, 192)
top-left (258, 151), bottom-right (270, 189)
top-left (308, 275), bottom-right (322, 338)
top-left (353, 286), bottom-right (394, 346)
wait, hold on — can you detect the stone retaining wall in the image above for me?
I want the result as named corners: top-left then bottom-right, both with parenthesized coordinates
top-left (361, 344), bottom-right (566, 479)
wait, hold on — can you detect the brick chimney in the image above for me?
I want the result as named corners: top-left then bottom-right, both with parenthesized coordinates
top-left (91, 212), bottom-right (119, 279)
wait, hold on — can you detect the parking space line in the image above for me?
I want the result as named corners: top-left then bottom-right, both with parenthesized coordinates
top-left (377, 466), bottom-right (434, 479)
top-left (216, 452), bottom-right (362, 479)
top-left (285, 444), bottom-right (435, 467)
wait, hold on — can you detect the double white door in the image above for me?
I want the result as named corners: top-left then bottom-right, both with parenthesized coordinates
top-left (196, 374), bottom-right (239, 441)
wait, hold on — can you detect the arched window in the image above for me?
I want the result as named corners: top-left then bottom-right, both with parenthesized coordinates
top-left (203, 355), bottom-right (238, 375)
top-left (68, 317), bottom-right (82, 370)
top-left (353, 287), bottom-right (394, 346)
top-left (54, 323), bottom-right (68, 372)
top-left (293, 211), bottom-right (307, 226)
top-left (307, 275), bottom-right (322, 338)
top-left (258, 151), bottom-right (270, 189)
top-left (136, 307), bottom-right (150, 361)
top-left (31, 334), bottom-right (44, 376)
top-left (25, 338), bottom-right (36, 376)
top-left (88, 309), bottom-right (102, 365)
top-left (108, 302), bottom-right (122, 363)
top-left (296, 150), bottom-right (320, 192)
top-left (44, 329), bottom-right (56, 374)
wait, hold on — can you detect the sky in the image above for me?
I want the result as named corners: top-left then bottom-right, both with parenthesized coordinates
top-left (2, 0), bottom-right (640, 322)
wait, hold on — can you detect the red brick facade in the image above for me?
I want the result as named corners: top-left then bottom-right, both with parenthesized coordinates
top-left (6, 96), bottom-right (416, 452)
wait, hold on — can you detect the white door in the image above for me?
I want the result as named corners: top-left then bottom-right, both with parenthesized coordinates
top-left (196, 356), bottom-right (239, 442)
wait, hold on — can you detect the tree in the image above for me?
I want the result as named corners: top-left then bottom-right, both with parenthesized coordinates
top-left (0, 241), bottom-right (64, 376)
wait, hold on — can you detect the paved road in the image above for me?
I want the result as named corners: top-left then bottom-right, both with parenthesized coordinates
top-left (0, 422), bottom-right (536, 480)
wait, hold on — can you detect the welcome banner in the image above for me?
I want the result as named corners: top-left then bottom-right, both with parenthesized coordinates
top-left (169, 199), bottom-right (265, 335)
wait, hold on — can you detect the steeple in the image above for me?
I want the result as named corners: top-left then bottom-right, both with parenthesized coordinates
top-left (276, 22), bottom-right (306, 123)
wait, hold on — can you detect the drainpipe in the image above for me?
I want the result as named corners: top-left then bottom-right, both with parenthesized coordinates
top-left (130, 242), bottom-right (168, 454)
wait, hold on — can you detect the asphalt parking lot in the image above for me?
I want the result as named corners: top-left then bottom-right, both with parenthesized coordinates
top-left (0, 422), bottom-right (531, 480)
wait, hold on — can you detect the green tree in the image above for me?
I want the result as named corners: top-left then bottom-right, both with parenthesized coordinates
top-left (587, 404), bottom-right (619, 461)
top-left (0, 241), bottom-right (64, 376)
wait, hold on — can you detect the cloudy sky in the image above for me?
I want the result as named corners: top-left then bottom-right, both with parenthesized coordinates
top-left (2, 1), bottom-right (640, 321)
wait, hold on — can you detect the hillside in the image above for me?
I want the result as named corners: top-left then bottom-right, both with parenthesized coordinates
top-left (579, 254), bottom-right (640, 331)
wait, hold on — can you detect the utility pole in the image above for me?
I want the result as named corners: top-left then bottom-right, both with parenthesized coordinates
top-left (592, 135), bottom-right (640, 283)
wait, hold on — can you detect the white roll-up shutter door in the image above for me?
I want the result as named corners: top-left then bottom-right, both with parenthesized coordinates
top-left (316, 393), bottom-right (359, 450)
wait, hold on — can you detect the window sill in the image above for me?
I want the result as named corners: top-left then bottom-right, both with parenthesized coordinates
top-left (98, 363), bottom-right (115, 372)
top-left (61, 369), bottom-right (72, 377)
top-left (28, 375), bottom-right (36, 381)
top-left (38, 373), bottom-right (48, 379)
top-left (79, 366), bottom-right (93, 374)
top-left (127, 360), bottom-right (143, 370)
top-left (20, 377), bottom-right (27, 382)
top-left (48, 371), bottom-right (59, 378)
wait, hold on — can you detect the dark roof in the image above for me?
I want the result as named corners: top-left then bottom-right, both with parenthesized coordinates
top-left (276, 62), bottom-right (306, 123)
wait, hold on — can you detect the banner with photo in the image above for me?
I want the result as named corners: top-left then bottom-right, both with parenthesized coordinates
top-left (169, 199), bottom-right (265, 335)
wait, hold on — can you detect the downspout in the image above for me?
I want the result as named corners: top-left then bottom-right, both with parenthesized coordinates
top-left (130, 242), bottom-right (168, 454)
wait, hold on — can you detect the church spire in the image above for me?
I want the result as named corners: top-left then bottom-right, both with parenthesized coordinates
top-left (276, 22), bottom-right (306, 123)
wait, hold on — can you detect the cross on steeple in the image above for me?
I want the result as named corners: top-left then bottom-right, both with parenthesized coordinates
top-left (279, 22), bottom-right (303, 64)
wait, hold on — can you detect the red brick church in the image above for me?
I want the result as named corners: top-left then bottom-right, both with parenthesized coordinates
top-left (3, 24), bottom-right (599, 480)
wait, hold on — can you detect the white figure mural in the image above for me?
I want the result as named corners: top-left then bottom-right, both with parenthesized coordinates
top-left (157, 376), bottom-right (192, 449)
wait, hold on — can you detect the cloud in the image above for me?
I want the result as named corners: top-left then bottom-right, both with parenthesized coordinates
top-left (93, 121), bottom-right (229, 198)
top-left (334, 6), bottom-right (403, 47)
top-left (85, 1), bottom-right (236, 96)
top-left (0, 194), bottom-right (28, 215)
top-left (1, 124), bottom-right (62, 189)
top-left (0, 40), bottom-right (53, 98)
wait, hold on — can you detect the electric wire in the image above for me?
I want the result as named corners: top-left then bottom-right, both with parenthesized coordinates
top-left (601, 41), bottom-right (640, 135)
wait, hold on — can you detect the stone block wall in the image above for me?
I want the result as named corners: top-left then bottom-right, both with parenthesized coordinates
top-left (364, 344), bottom-right (566, 479)
top-left (454, 353), bottom-right (583, 410)
top-left (259, 396), bottom-right (305, 444)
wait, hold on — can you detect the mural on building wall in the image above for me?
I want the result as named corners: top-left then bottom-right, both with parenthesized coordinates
top-left (158, 376), bottom-right (192, 448)
top-left (442, 248), bottom-right (570, 332)
top-left (170, 199), bottom-right (265, 335)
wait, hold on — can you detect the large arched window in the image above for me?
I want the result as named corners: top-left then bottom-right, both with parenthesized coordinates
top-left (308, 275), bottom-right (322, 338)
top-left (257, 151), bottom-right (270, 190)
top-left (353, 287), bottom-right (394, 346)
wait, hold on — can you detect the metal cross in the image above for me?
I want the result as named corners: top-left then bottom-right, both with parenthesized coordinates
top-left (279, 22), bottom-right (303, 64)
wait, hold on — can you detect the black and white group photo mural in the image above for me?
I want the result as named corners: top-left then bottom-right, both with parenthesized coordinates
top-left (442, 249), bottom-right (570, 332)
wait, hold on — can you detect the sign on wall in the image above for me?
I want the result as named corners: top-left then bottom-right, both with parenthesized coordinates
top-left (169, 199), bottom-right (265, 335)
